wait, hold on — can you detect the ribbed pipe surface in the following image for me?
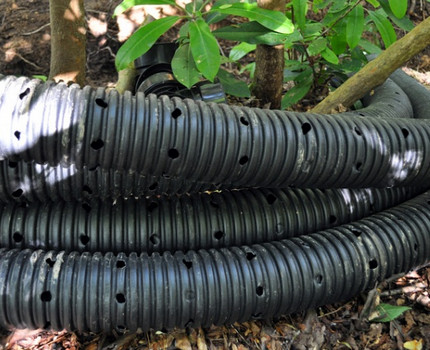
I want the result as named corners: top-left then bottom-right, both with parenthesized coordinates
top-left (1, 75), bottom-right (428, 189)
top-left (0, 187), bottom-right (419, 253)
top-left (0, 190), bottom-right (429, 332)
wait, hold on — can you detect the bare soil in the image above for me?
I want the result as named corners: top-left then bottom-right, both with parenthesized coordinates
top-left (0, 0), bottom-right (430, 349)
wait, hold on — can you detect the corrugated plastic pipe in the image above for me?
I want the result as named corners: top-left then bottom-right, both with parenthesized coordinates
top-left (0, 190), bottom-right (429, 332)
top-left (1, 74), bottom-right (428, 189)
top-left (0, 187), bottom-right (419, 253)
top-left (0, 72), bottom-right (429, 333)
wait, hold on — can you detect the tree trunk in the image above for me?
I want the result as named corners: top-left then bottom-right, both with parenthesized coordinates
top-left (49, 0), bottom-right (86, 86)
top-left (252, 0), bottom-right (286, 109)
top-left (312, 16), bottom-right (430, 114)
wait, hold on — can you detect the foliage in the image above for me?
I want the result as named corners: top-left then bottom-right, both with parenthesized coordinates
top-left (114, 0), bottom-right (413, 106)
top-left (370, 303), bottom-right (411, 323)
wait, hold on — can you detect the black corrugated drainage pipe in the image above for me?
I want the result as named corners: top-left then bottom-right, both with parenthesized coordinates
top-left (0, 72), bottom-right (429, 332)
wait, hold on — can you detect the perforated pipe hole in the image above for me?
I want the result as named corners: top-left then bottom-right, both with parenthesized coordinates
top-left (239, 155), bottom-right (249, 165)
top-left (148, 182), bottom-right (158, 191)
top-left (414, 243), bottom-right (418, 251)
top-left (183, 259), bottom-right (193, 269)
top-left (246, 251), bottom-right (256, 260)
top-left (82, 202), bottom-right (92, 213)
top-left (171, 108), bottom-right (182, 119)
top-left (354, 126), bottom-right (362, 136)
top-left (147, 202), bottom-right (158, 212)
top-left (41, 291), bottom-right (52, 302)
top-left (116, 260), bottom-right (126, 269)
top-left (329, 215), bottom-right (337, 224)
top-left (351, 229), bottom-right (362, 237)
top-left (12, 232), bottom-right (23, 243)
top-left (209, 200), bottom-right (220, 209)
top-left (90, 139), bottom-right (104, 150)
top-left (116, 293), bottom-right (126, 303)
top-left (19, 87), bottom-right (30, 99)
top-left (401, 128), bottom-right (409, 138)
top-left (43, 321), bottom-right (51, 329)
top-left (46, 258), bottom-right (55, 267)
top-left (214, 231), bottom-right (224, 240)
top-left (12, 189), bottom-right (23, 198)
top-left (185, 319), bottom-right (194, 328)
top-left (301, 122), bottom-right (312, 134)
top-left (14, 131), bottom-right (21, 140)
top-left (266, 194), bottom-right (277, 204)
top-left (79, 234), bottom-right (90, 245)
top-left (256, 285), bottom-right (264, 296)
top-left (355, 162), bottom-right (363, 172)
top-left (82, 185), bottom-right (93, 195)
top-left (149, 233), bottom-right (160, 246)
top-left (168, 148), bottom-right (179, 159)
top-left (95, 98), bottom-right (108, 108)
top-left (369, 259), bottom-right (378, 269)
top-left (240, 117), bottom-right (249, 126)
top-left (315, 274), bottom-right (323, 284)
top-left (8, 160), bottom-right (18, 168)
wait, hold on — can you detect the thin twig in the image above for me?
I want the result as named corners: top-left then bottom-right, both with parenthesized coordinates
top-left (321, 0), bottom-right (361, 37)
top-left (22, 22), bottom-right (50, 36)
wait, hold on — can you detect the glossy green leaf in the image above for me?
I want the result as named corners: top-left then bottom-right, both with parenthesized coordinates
top-left (189, 18), bottom-right (220, 81)
top-left (366, 0), bottom-right (380, 7)
top-left (281, 83), bottom-right (312, 109)
top-left (368, 10), bottom-right (397, 47)
top-left (171, 43), bottom-right (200, 88)
top-left (113, 0), bottom-right (177, 16)
top-left (206, 0), bottom-right (237, 24)
top-left (358, 38), bottom-right (382, 53)
top-left (307, 37), bottom-right (327, 56)
top-left (115, 16), bottom-right (179, 71)
top-left (321, 47), bottom-right (339, 64)
top-left (302, 22), bottom-right (323, 39)
top-left (346, 4), bottom-right (364, 48)
top-left (313, 0), bottom-right (332, 11)
top-left (379, 0), bottom-right (414, 30)
top-left (372, 304), bottom-right (411, 323)
top-left (229, 42), bottom-right (256, 61)
top-left (329, 23), bottom-right (347, 54)
top-left (211, 2), bottom-right (294, 34)
top-left (293, 0), bottom-right (308, 29)
top-left (388, 0), bottom-right (408, 18)
top-left (213, 21), bottom-right (298, 45)
top-left (217, 69), bottom-right (250, 97)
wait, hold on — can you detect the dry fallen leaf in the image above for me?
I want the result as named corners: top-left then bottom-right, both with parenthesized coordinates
top-left (404, 339), bottom-right (423, 350)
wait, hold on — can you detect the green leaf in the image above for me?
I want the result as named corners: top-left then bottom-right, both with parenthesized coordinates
top-left (302, 22), bottom-right (323, 39)
top-left (211, 2), bottom-right (294, 34)
top-left (240, 62), bottom-right (256, 78)
top-left (388, 0), bottom-right (408, 18)
top-left (346, 4), bottom-right (364, 48)
top-left (313, 0), bottom-right (332, 11)
top-left (358, 38), bottom-right (382, 53)
top-left (329, 23), bottom-right (347, 55)
top-left (368, 10), bottom-right (397, 47)
top-left (217, 69), bottom-right (250, 97)
top-left (307, 37), bottom-right (327, 56)
top-left (229, 42), bottom-right (256, 61)
top-left (189, 18), bottom-right (220, 81)
top-left (293, 0), bottom-right (308, 29)
top-left (281, 83), bottom-right (312, 109)
top-left (115, 16), bottom-right (179, 71)
top-left (321, 47), bottom-right (339, 64)
top-left (32, 75), bottom-right (47, 82)
top-left (113, 0), bottom-right (177, 16)
top-left (206, 0), bottom-right (237, 24)
top-left (366, 0), bottom-right (380, 7)
top-left (372, 303), bottom-right (411, 322)
top-left (379, 0), bottom-right (414, 30)
top-left (213, 21), bottom-right (298, 45)
top-left (171, 43), bottom-right (201, 88)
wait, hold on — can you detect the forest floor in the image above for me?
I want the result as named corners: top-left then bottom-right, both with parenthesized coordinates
top-left (1, 0), bottom-right (430, 349)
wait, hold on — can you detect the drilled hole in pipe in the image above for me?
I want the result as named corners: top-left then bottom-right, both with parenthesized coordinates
top-left (168, 148), bottom-right (179, 159)
top-left (301, 122), bottom-right (312, 134)
top-left (329, 215), bottom-right (337, 224)
top-left (12, 189), bottom-right (23, 198)
top-left (354, 126), bottom-right (362, 136)
top-left (240, 117), bottom-right (249, 126)
top-left (401, 128), bottom-right (409, 138)
top-left (246, 251), bottom-right (256, 261)
top-left (351, 229), bottom-right (362, 237)
top-left (358, 112), bottom-right (365, 117)
top-left (256, 285), bottom-right (264, 296)
top-left (116, 260), bottom-right (126, 269)
top-left (8, 160), bottom-right (18, 168)
top-left (147, 202), bottom-right (158, 212)
top-left (41, 291), bottom-right (52, 302)
top-left (239, 155), bottom-right (249, 165)
top-left (183, 259), bottom-right (193, 269)
top-left (369, 259), bottom-right (378, 269)
top-left (116, 293), bottom-right (126, 303)
top-left (19, 88), bottom-right (30, 99)
top-left (79, 234), bottom-right (90, 245)
top-left (95, 98), bottom-right (108, 108)
top-left (355, 162), bottom-right (363, 172)
top-left (266, 194), bottom-right (277, 204)
top-left (149, 233), bottom-right (160, 246)
top-left (90, 139), bottom-right (104, 150)
top-left (43, 321), bottom-right (51, 329)
top-left (214, 231), bottom-right (224, 240)
top-left (13, 232), bottom-right (23, 243)
top-left (185, 319), bottom-right (194, 328)
top-left (148, 182), bottom-right (158, 191)
top-left (46, 258), bottom-right (55, 267)
top-left (14, 131), bottom-right (21, 140)
top-left (82, 185), bottom-right (93, 195)
top-left (171, 108), bottom-right (182, 119)
top-left (315, 274), bottom-right (323, 284)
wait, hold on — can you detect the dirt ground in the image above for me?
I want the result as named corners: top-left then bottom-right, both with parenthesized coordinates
top-left (1, 0), bottom-right (430, 349)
